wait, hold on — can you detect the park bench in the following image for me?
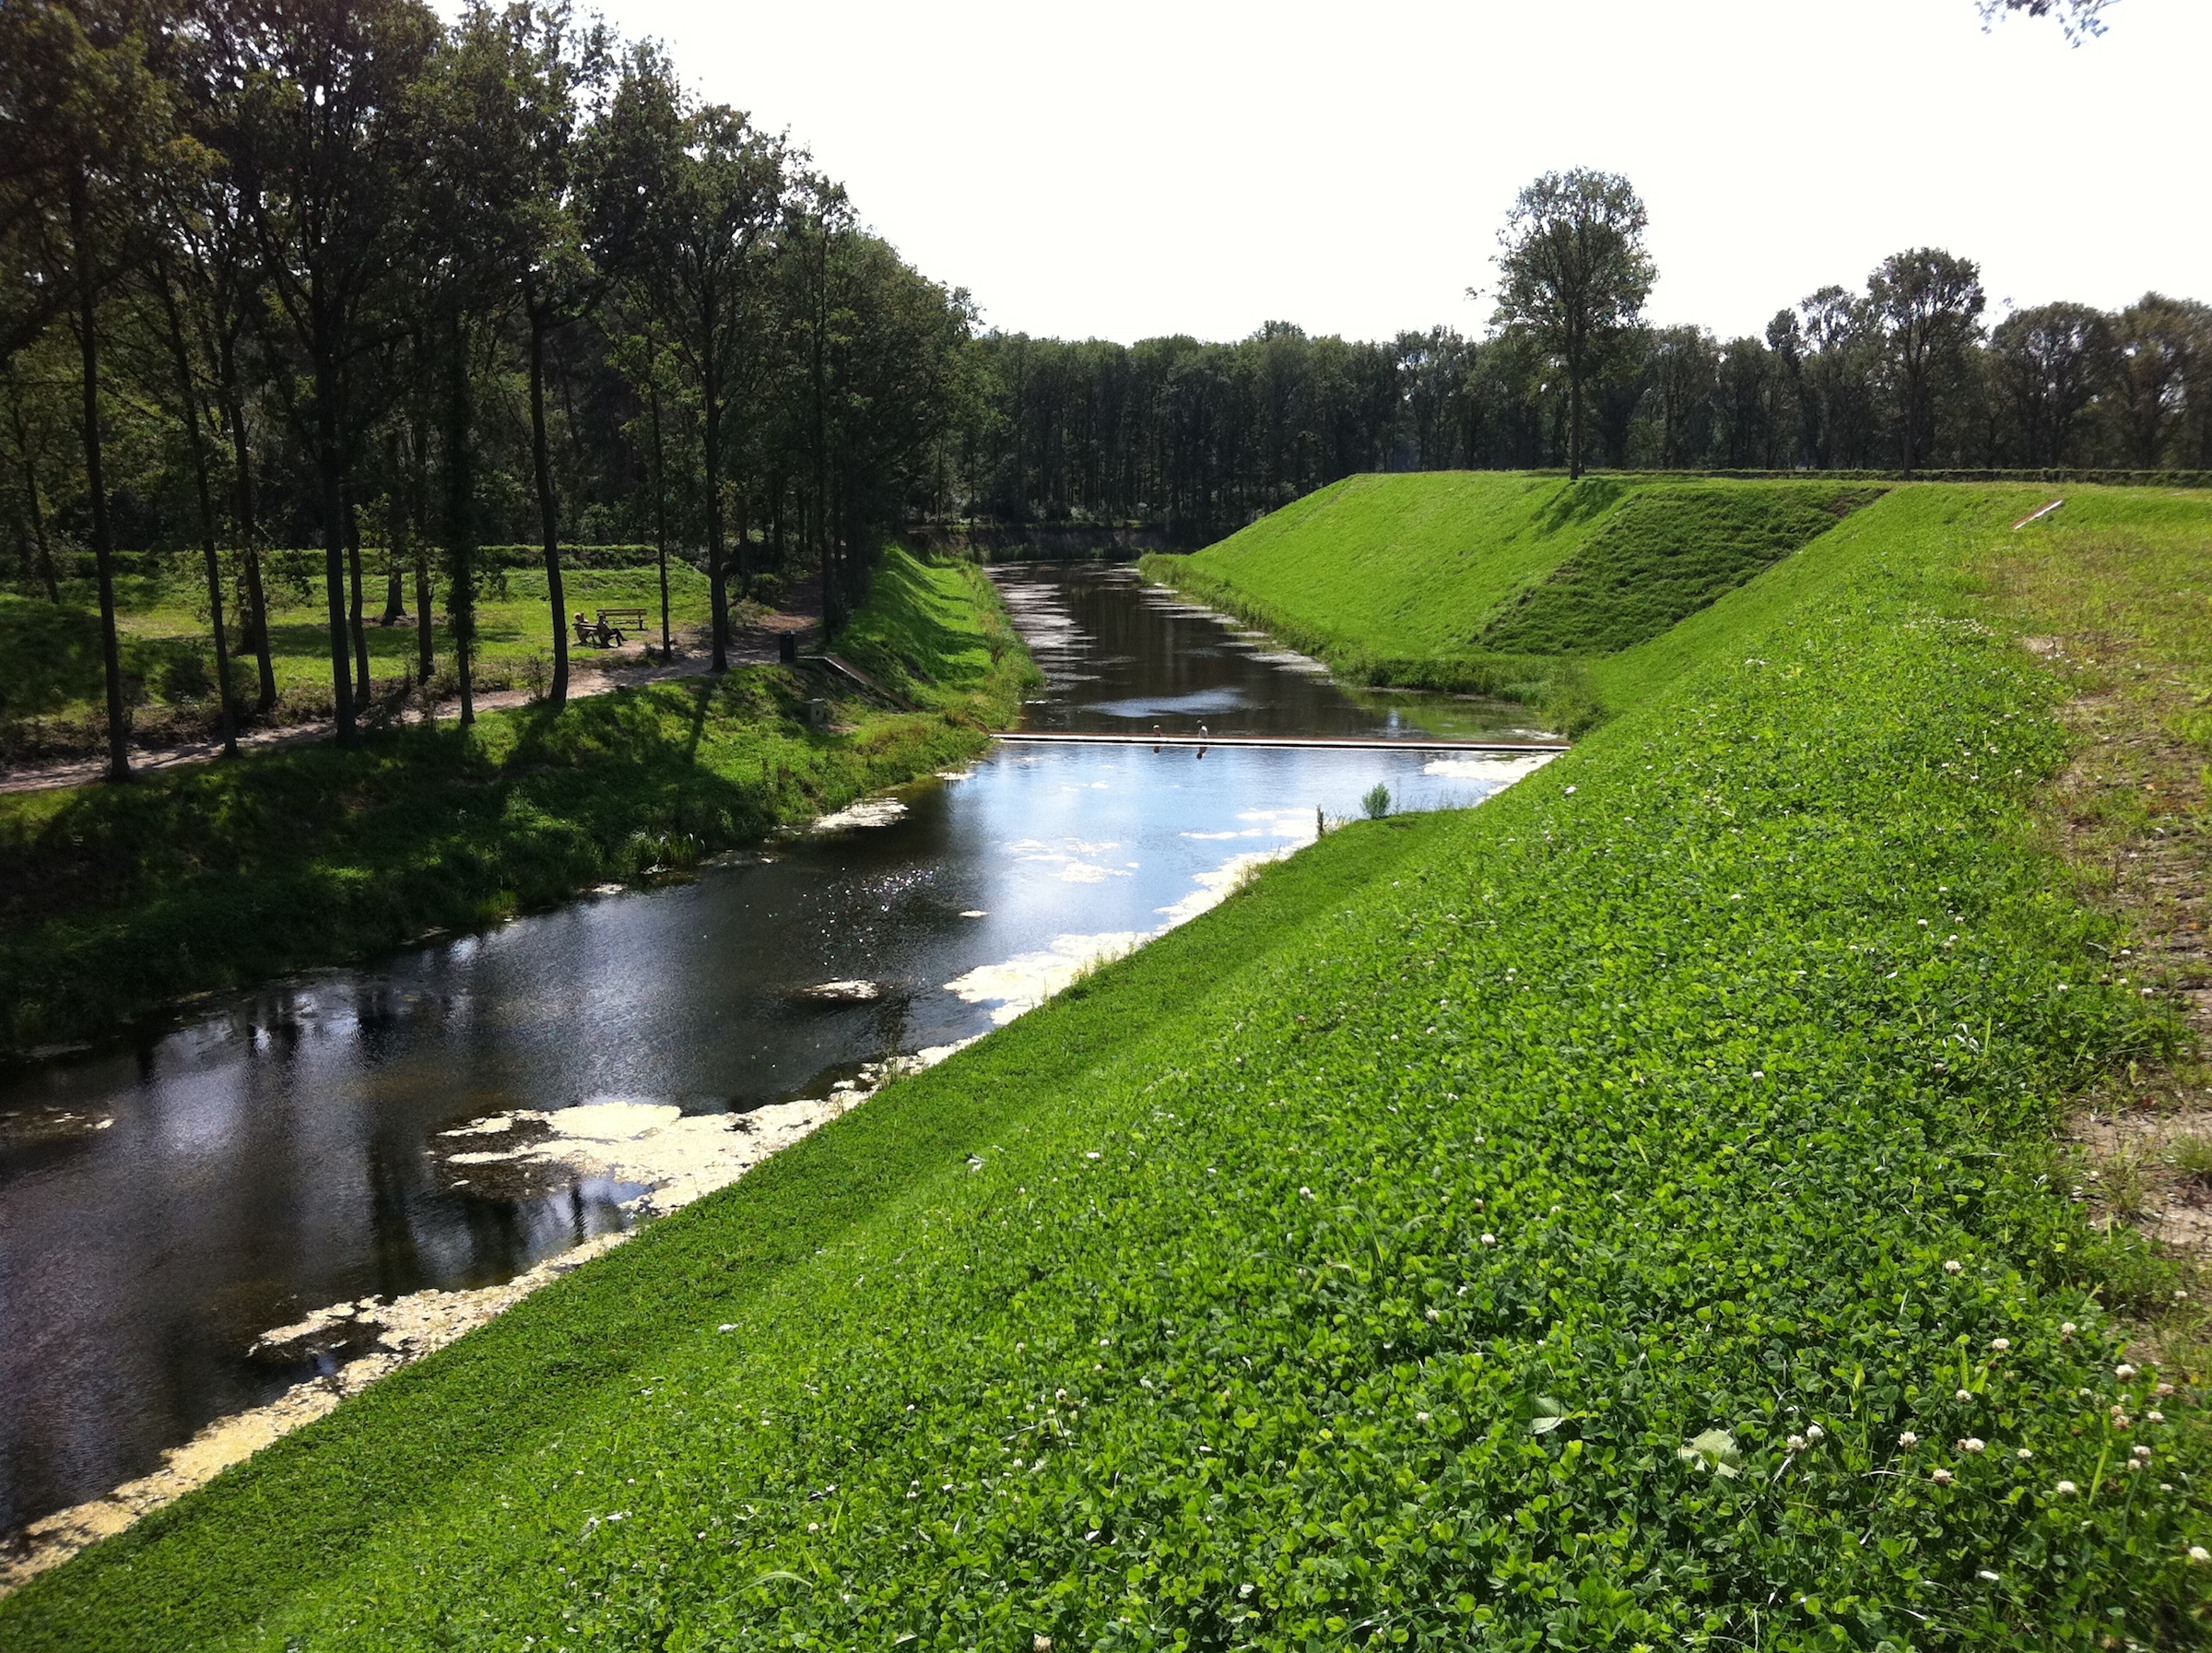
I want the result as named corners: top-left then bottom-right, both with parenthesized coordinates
top-left (571, 608), bottom-right (648, 647)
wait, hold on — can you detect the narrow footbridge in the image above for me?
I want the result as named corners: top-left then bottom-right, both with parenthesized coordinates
top-left (991, 731), bottom-right (1569, 753)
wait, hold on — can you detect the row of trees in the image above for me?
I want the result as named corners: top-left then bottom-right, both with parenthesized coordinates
top-left (958, 168), bottom-right (2206, 539)
top-left (2, 0), bottom-right (973, 779)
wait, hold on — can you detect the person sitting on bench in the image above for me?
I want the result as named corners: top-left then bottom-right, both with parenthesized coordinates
top-left (573, 612), bottom-right (596, 646)
top-left (594, 616), bottom-right (624, 646)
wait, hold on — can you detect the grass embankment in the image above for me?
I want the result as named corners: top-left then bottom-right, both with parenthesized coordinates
top-left (0, 556), bottom-right (722, 759)
top-left (0, 549), bottom-right (1030, 1054)
top-left (8, 487), bottom-right (2210, 1649)
top-left (1141, 472), bottom-right (1880, 727)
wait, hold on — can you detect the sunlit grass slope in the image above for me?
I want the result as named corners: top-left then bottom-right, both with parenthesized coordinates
top-left (1142, 473), bottom-right (1879, 718)
top-left (8, 489), bottom-right (2210, 1649)
top-left (0, 550), bottom-right (1030, 1053)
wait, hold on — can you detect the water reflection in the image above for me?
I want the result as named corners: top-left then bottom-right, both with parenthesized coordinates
top-left (0, 561), bottom-right (1549, 1534)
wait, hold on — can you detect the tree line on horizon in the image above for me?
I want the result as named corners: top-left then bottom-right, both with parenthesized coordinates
top-left (960, 273), bottom-right (2208, 543)
top-left (2, 0), bottom-right (973, 782)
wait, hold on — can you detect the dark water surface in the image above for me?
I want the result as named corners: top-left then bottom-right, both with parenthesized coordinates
top-left (0, 564), bottom-right (1551, 1535)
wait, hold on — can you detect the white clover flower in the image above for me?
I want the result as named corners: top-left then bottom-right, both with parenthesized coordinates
top-left (2191, 1545), bottom-right (2211, 1564)
top-left (1480, 1233), bottom-right (1497, 1245)
top-left (1806, 1423), bottom-right (1824, 1442)
top-left (1469, 1198), bottom-right (1485, 1210)
top-left (2134, 1445), bottom-right (2153, 1459)
top-left (2157, 1382), bottom-right (2175, 1397)
top-left (2055, 1480), bottom-right (2079, 1495)
top-left (2061, 1322), bottom-right (2077, 1339)
top-left (2116, 1364), bottom-right (2137, 1379)
top-left (2113, 1414), bottom-right (2133, 1432)
top-left (1944, 1259), bottom-right (1964, 1275)
top-left (1960, 1437), bottom-right (1986, 1454)
top-left (1787, 1435), bottom-right (1807, 1452)
top-left (1899, 1432), bottom-right (1920, 1449)
top-left (1425, 1308), bottom-right (1441, 1322)
top-left (1415, 1411), bottom-right (1431, 1423)
top-left (1956, 1389), bottom-right (1974, 1402)
top-left (1299, 1186), bottom-right (1314, 1199)
top-left (2149, 1410), bottom-right (2165, 1423)
top-left (1990, 1338), bottom-right (2010, 1352)
top-left (1931, 1467), bottom-right (1954, 1485)
top-left (1977, 1570), bottom-right (2000, 1583)
top-left (2126, 1458), bottom-right (2145, 1472)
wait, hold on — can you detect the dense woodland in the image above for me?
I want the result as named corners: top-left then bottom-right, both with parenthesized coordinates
top-left (4, 0), bottom-right (2207, 775)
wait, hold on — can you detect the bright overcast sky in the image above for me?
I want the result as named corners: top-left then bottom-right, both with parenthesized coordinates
top-left (571, 0), bottom-right (2209, 345)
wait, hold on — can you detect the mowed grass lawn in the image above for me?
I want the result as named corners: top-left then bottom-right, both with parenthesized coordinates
top-left (0, 557), bottom-right (720, 751)
top-left (6, 487), bottom-right (2210, 1649)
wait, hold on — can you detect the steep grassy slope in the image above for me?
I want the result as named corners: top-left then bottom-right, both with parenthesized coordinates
top-left (0, 550), bottom-right (1031, 1052)
top-left (7, 487), bottom-right (2209, 1649)
top-left (1143, 473), bottom-right (1878, 718)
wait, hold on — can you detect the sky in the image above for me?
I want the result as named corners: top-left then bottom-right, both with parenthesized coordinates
top-left (569, 0), bottom-right (2209, 346)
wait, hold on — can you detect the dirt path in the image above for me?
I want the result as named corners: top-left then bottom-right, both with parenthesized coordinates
top-left (0, 609), bottom-right (818, 797)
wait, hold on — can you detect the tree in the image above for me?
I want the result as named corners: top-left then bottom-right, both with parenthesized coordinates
top-left (2105, 293), bottom-right (2196, 468)
top-left (2, 0), bottom-right (196, 782)
top-left (1488, 169), bottom-right (1654, 480)
top-left (1867, 248), bottom-right (1984, 477)
top-left (1991, 301), bottom-right (2112, 465)
top-left (644, 97), bottom-right (786, 669)
top-left (1979, 0), bottom-right (2113, 44)
top-left (225, 0), bottom-right (438, 747)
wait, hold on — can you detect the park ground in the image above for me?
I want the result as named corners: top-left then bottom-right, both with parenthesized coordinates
top-left (5, 482), bottom-right (2212, 1648)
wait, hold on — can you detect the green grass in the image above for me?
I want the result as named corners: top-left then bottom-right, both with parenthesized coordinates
top-left (7, 489), bottom-right (2210, 1649)
top-left (0, 557), bottom-right (721, 759)
top-left (0, 549), bottom-right (1031, 1053)
top-left (1140, 473), bottom-right (1886, 723)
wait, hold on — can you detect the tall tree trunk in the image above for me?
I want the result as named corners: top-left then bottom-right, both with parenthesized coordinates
top-left (312, 318), bottom-right (358, 746)
top-left (219, 369), bottom-right (278, 712)
top-left (703, 292), bottom-right (728, 672)
top-left (527, 302), bottom-right (569, 706)
top-left (156, 263), bottom-right (239, 758)
top-left (649, 376), bottom-right (670, 658)
top-left (443, 314), bottom-right (476, 726)
top-left (72, 171), bottom-right (130, 784)
top-left (14, 434), bottom-right (59, 602)
top-left (346, 490), bottom-right (371, 705)
top-left (382, 431), bottom-right (408, 627)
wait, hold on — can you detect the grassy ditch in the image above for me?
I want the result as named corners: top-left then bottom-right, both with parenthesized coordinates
top-left (1141, 472), bottom-right (1881, 727)
top-left (6, 487), bottom-right (2210, 1647)
top-left (0, 549), bottom-right (1032, 1054)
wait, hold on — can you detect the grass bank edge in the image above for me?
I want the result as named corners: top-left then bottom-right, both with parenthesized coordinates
top-left (0, 808), bottom-right (1450, 1647)
top-left (0, 549), bottom-right (1036, 1056)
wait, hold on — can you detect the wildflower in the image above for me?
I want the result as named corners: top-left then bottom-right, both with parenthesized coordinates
top-left (1899, 1432), bottom-right (1920, 1449)
top-left (1931, 1468), bottom-right (1954, 1485)
top-left (1299, 1187), bottom-right (1314, 1199)
top-left (1978, 1570), bottom-right (2000, 1583)
top-left (1956, 1389), bottom-right (1974, 1402)
top-left (2157, 1382), bottom-right (2175, 1397)
top-left (2126, 1458), bottom-right (2145, 1472)
top-left (2149, 1410), bottom-right (2165, 1423)
top-left (2061, 1322), bottom-right (2077, 1340)
top-left (2113, 1414), bottom-right (2133, 1432)
top-left (1480, 1233), bottom-right (1497, 1245)
top-left (1787, 1434), bottom-right (1807, 1452)
top-left (1960, 1437), bottom-right (1986, 1454)
top-left (2191, 1546), bottom-right (2211, 1564)
top-left (1990, 1338), bottom-right (2010, 1352)
top-left (1425, 1308), bottom-right (1441, 1321)
top-left (1085, 1151), bottom-right (1100, 1161)
top-left (2055, 1480), bottom-right (2079, 1495)
top-left (2134, 1445), bottom-right (2153, 1459)
top-left (1943, 1259), bottom-right (1964, 1275)
top-left (1805, 1423), bottom-right (1824, 1442)
top-left (1751, 1069), bottom-right (1765, 1080)
top-left (2017, 1448), bottom-right (2033, 1460)
top-left (2116, 1364), bottom-right (2137, 1380)
top-left (1469, 1198), bottom-right (1484, 1209)
top-left (1415, 1411), bottom-right (1430, 1423)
